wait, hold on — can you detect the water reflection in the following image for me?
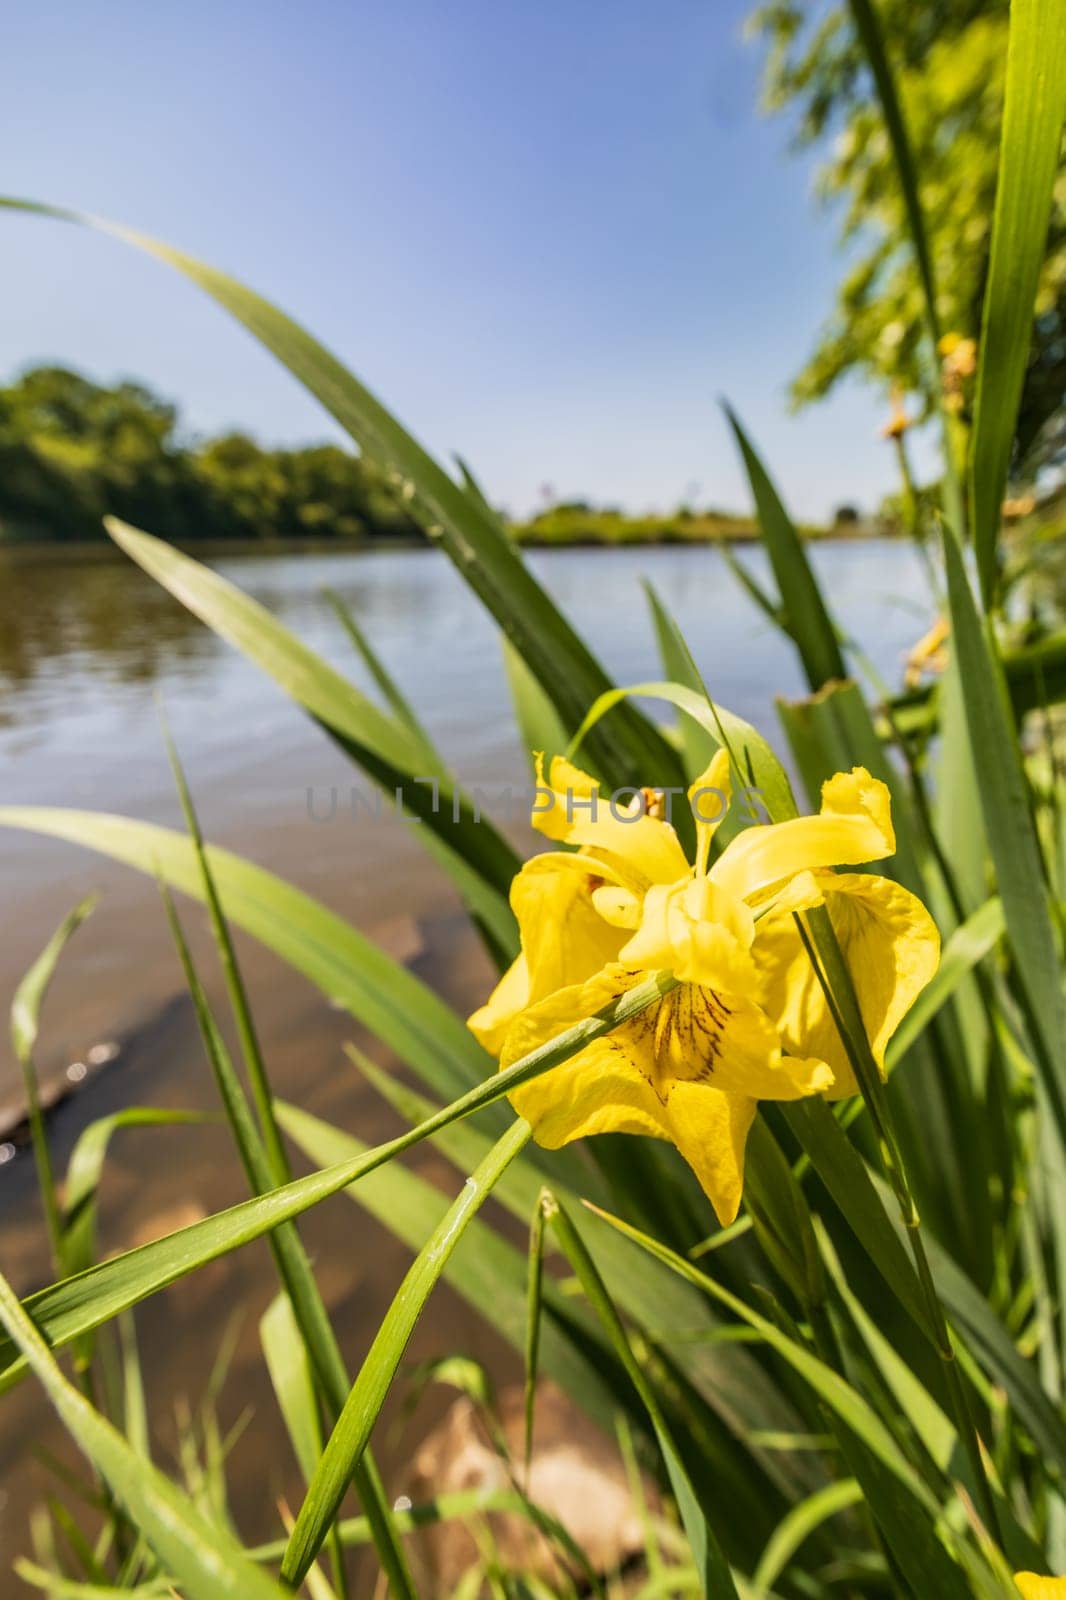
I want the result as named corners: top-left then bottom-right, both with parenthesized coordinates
top-left (0, 550), bottom-right (223, 697)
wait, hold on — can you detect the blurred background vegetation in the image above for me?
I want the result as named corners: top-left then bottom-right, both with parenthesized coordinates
top-left (752, 0), bottom-right (1065, 479)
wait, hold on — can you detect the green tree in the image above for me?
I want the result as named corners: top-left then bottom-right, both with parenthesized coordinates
top-left (750, 0), bottom-right (1065, 477)
top-left (0, 366), bottom-right (422, 544)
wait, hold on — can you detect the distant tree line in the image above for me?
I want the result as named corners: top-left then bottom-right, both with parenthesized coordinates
top-left (0, 365), bottom-right (848, 549)
top-left (0, 366), bottom-right (423, 544)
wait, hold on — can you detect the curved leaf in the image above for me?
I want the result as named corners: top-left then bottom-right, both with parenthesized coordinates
top-left (280, 1121), bottom-right (532, 1586)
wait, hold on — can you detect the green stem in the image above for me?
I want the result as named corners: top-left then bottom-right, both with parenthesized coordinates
top-left (18, 1052), bottom-right (65, 1276)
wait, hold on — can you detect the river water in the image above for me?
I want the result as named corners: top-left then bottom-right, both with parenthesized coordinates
top-left (0, 538), bottom-right (931, 1563)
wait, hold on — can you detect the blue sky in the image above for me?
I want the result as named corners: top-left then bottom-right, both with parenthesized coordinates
top-left (2, 0), bottom-right (918, 520)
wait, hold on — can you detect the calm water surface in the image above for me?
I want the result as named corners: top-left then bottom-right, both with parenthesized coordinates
top-left (0, 540), bottom-right (931, 1558)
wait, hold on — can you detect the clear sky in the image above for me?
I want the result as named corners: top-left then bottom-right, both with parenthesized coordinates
top-left (1, 0), bottom-right (918, 521)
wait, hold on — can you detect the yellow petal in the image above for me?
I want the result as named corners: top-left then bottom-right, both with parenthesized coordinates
top-left (620, 877), bottom-right (758, 995)
top-left (512, 851), bottom-right (627, 1005)
top-left (711, 766), bottom-right (895, 902)
top-left (664, 1083), bottom-right (757, 1226)
top-left (643, 981), bottom-right (833, 1103)
top-left (467, 849), bottom-right (626, 1055)
top-left (689, 746), bottom-right (732, 871)
top-left (590, 883), bottom-right (642, 928)
top-left (501, 966), bottom-right (832, 1224)
top-left (531, 752), bottom-right (600, 842)
top-left (1014, 1578), bottom-right (1066, 1599)
top-left (532, 752), bottom-right (690, 887)
top-left (752, 871), bottom-right (940, 1099)
top-left (468, 952), bottom-right (529, 1056)
top-left (500, 975), bottom-right (670, 1146)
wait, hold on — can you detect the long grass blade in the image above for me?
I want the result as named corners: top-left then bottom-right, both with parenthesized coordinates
top-left (63, 1109), bottom-right (205, 1278)
top-left (280, 1119), bottom-right (532, 1586)
top-left (0, 806), bottom-right (490, 1103)
top-left (546, 1194), bottom-right (740, 1600)
top-left (160, 882), bottom-right (410, 1600)
top-left (845, 0), bottom-right (963, 530)
top-left (582, 1204), bottom-right (974, 1597)
top-left (273, 1099), bottom-right (641, 1454)
top-left (11, 895), bottom-right (98, 1271)
top-left (750, 1480), bottom-right (864, 1598)
top-left (722, 407), bottom-right (845, 690)
top-left (941, 521), bottom-right (1066, 1139)
top-left (970, 0), bottom-right (1066, 604)
top-left (341, 1059), bottom-right (824, 1508)
top-left (322, 585), bottom-right (438, 764)
top-left (259, 1293), bottom-right (322, 1485)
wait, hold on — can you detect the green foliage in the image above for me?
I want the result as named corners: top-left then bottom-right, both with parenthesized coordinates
top-left (0, 364), bottom-right (422, 544)
top-left (751, 0), bottom-right (1065, 476)
top-left (511, 503), bottom-right (831, 546)
top-left (0, 366), bottom-right (844, 548)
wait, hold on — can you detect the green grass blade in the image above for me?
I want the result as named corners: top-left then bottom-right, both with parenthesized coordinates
top-left (546, 1195), bottom-right (740, 1600)
top-left (159, 883), bottom-right (413, 1600)
top-left (642, 582), bottom-right (717, 780)
top-left (0, 196), bottom-right (680, 793)
top-left (970, 0), bottom-right (1066, 604)
top-left (583, 1203), bottom-right (974, 1599)
top-left (273, 1099), bottom-right (641, 1451)
top-left (280, 1119), bottom-right (532, 1587)
top-left (845, 0), bottom-right (938, 345)
top-left (882, 1173), bottom-right (1066, 1481)
top-left (345, 1058), bottom-right (824, 1510)
top-left (260, 1292), bottom-right (323, 1485)
top-left (717, 545), bottom-right (788, 632)
top-left (11, 895), bottom-right (98, 1272)
top-left (322, 585), bottom-right (438, 765)
top-left (941, 522), bottom-right (1066, 1138)
top-left (248, 1488), bottom-right (536, 1560)
top-left (523, 1193), bottom-right (547, 1486)
top-left (63, 1109), bottom-right (206, 1278)
top-left (118, 1312), bottom-right (149, 1462)
top-left (750, 1480), bottom-right (863, 1598)
top-left (14, 1566), bottom-right (171, 1599)
top-left (11, 894), bottom-right (98, 1065)
top-left (0, 968), bottom-right (678, 1390)
top-left (160, 717), bottom-right (295, 1183)
top-left (723, 407), bottom-right (845, 690)
top-left (0, 1269), bottom-right (290, 1600)
top-left (501, 636), bottom-right (569, 778)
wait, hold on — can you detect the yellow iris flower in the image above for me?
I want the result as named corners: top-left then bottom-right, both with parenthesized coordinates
top-left (1015, 1577), bottom-right (1066, 1598)
top-left (469, 750), bottom-right (939, 1225)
